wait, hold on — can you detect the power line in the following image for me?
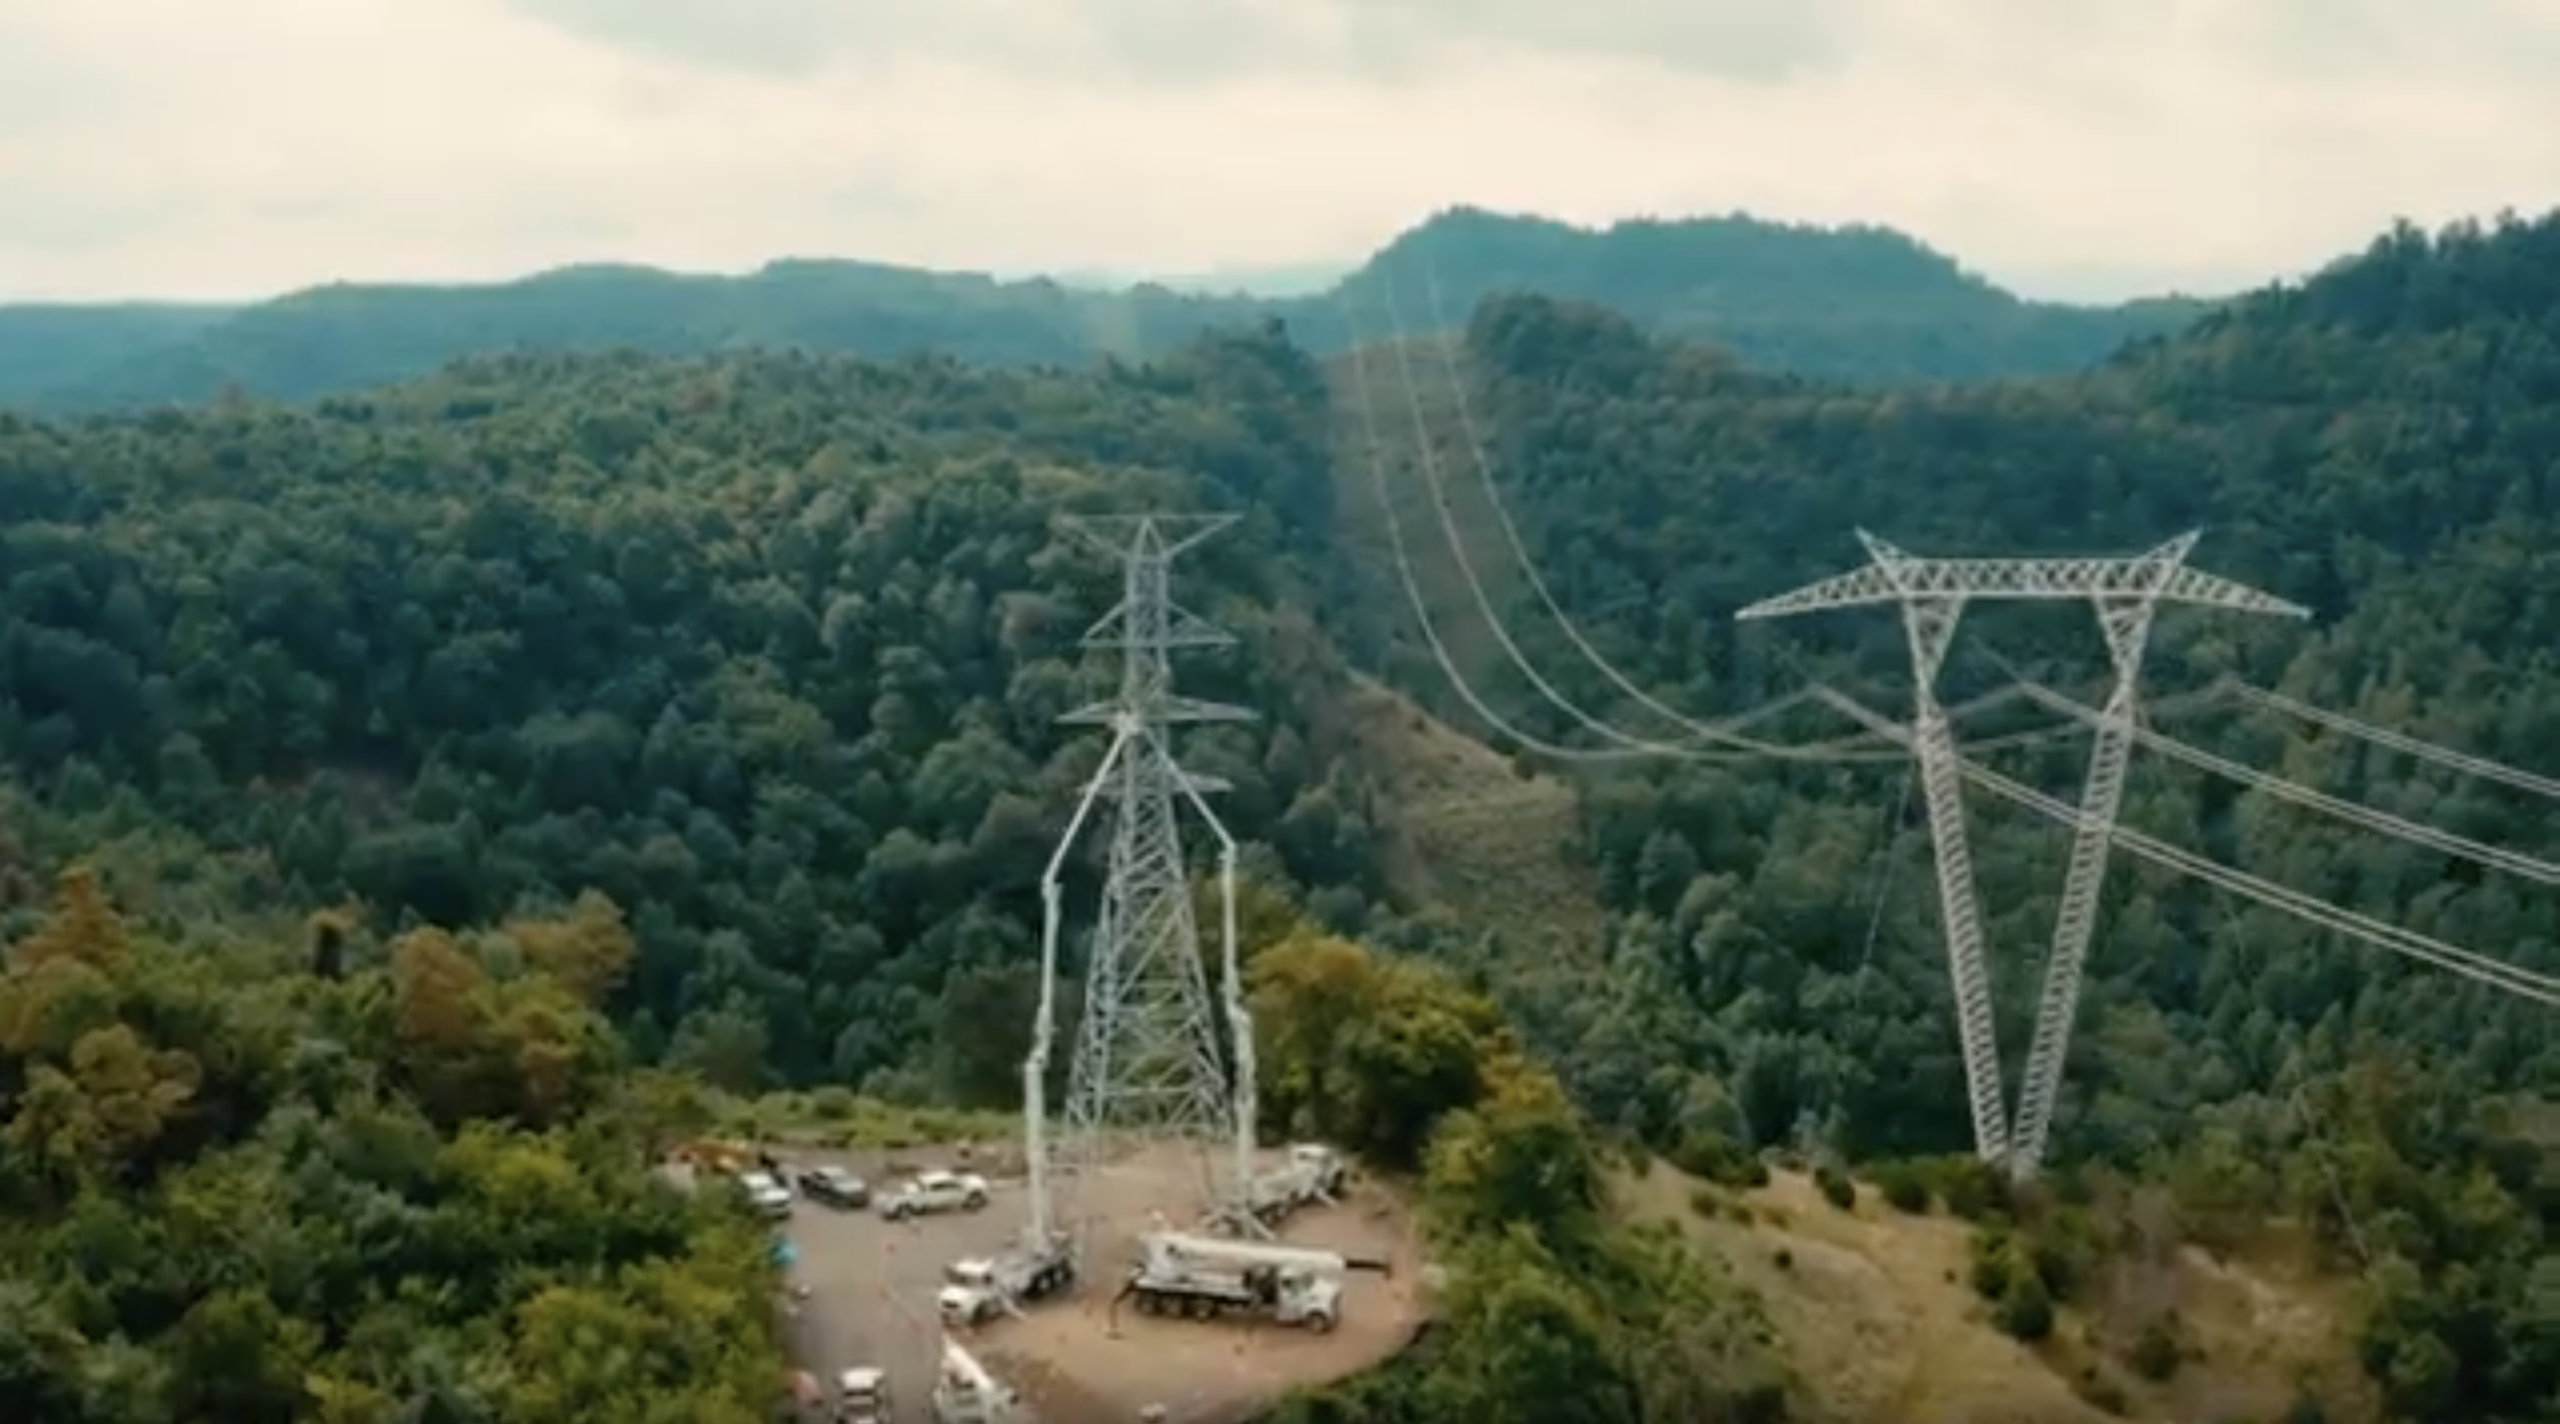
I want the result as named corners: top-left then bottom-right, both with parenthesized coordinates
top-left (1809, 685), bottom-right (2560, 1004)
top-left (1339, 290), bottom-right (2148, 767)
top-left (1338, 299), bottom-right (1832, 763)
top-left (1406, 256), bottom-right (1780, 749)
top-left (2011, 675), bottom-right (2560, 889)
top-left (1367, 290), bottom-right (1801, 758)
top-left (2228, 680), bottom-right (2560, 803)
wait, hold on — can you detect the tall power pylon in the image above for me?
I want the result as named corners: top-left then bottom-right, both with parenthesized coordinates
top-left (1053, 514), bottom-right (1254, 1191)
top-left (1741, 531), bottom-right (2305, 1177)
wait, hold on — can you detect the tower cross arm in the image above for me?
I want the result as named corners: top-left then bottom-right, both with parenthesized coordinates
top-left (1736, 563), bottom-right (1900, 620)
top-left (1843, 558), bottom-right (2308, 611)
top-left (1060, 695), bottom-right (1257, 726)
top-left (1060, 513), bottom-right (1240, 561)
top-left (1738, 534), bottom-right (2310, 620)
top-left (2153, 567), bottom-right (2310, 618)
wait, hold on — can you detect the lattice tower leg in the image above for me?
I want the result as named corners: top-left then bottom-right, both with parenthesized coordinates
top-left (2007, 596), bottom-right (2159, 1179)
top-left (1061, 732), bottom-right (1232, 1192)
top-left (1897, 596), bottom-right (2012, 1166)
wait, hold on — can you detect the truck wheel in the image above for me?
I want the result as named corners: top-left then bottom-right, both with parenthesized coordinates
top-left (1308, 1311), bottom-right (1336, 1334)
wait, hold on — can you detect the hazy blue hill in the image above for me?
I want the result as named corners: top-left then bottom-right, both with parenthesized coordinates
top-left (0, 302), bottom-right (234, 403)
top-left (0, 207), bottom-right (2217, 410)
top-left (1318, 207), bottom-right (2216, 381)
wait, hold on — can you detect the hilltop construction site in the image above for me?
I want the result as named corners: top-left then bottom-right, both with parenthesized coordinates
top-left (755, 1136), bottom-right (1427, 1424)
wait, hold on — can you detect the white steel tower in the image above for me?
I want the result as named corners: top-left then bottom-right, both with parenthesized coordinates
top-left (1741, 531), bottom-right (2304, 1177)
top-left (1053, 515), bottom-right (1254, 1186)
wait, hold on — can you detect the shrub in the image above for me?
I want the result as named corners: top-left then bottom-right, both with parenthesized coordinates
top-left (1968, 1230), bottom-right (2014, 1301)
top-left (1927, 1155), bottom-right (2008, 1221)
top-left (1814, 1164), bottom-right (1857, 1211)
top-left (1995, 1266), bottom-right (2055, 1341)
top-left (2129, 1317), bottom-right (2182, 1381)
top-left (1874, 1161), bottom-right (1933, 1214)
top-left (1672, 1130), bottom-right (1768, 1190)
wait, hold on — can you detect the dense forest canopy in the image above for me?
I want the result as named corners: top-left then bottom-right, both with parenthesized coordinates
top-left (0, 207), bottom-right (2555, 1422)
top-left (0, 327), bottom-right (1360, 1102)
top-left (0, 207), bottom-right (2208, 412)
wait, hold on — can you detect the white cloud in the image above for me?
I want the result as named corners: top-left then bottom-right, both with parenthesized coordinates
top-left (0, 0), bottom-right (2552, 302)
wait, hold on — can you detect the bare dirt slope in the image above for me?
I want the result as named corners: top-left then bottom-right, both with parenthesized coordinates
top-left (1622, 1163), bottom-right (2376, 1424)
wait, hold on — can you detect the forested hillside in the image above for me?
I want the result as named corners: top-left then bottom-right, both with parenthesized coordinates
top-left (0, 209), bottom-right (2553, 1422)
top-left (0, 208), bottom-right (2205, 411)
top-left (1343, 210), bottom-right (2560, 1422)
top-left (0, 327), bottom-right (1373, 1100)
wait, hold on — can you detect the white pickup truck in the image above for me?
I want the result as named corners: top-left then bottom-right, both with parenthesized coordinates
top-left (878, 1168), bottom-right (991, 1221)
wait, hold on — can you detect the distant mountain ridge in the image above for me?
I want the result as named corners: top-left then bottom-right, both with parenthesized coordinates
top-left (0, 207), bottom-right (2221, 410)
top-left (1049, 260), bottom-right (1353, 297)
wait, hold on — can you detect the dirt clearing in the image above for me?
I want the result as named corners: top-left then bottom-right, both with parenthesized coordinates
top-left (775, 1139), bottom-right (1426, 1424)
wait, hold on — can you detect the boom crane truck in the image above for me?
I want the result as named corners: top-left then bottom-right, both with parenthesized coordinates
top-left (1227, 1142), bottom-right (1345, 1230)
top-left (931, 1336), bottom-right (1030, 1424)
top-left (1114, 1230), bottom-right (1391, 1333)
top-left (964, 733), bottom-right (1125, 1330)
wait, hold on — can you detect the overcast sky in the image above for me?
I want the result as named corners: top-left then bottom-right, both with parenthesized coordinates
top-left (3, 0), bottom-right (2555, 304)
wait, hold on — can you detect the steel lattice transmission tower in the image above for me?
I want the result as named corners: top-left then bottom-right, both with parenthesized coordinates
top-left (1741, 531), bottom-right (2304, 1178)
top-left (1055, 514), bottom-right (1254, 1183)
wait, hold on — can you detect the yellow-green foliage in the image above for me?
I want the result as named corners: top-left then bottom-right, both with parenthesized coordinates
top-left (1251, 928), bottom-right (1793, 1424)
top-left (0, 868), bottom-right (784, 1424)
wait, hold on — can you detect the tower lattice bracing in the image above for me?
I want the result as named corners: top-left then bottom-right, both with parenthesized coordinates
top-left (1740, 531), bottom-right (2304, 1178)
top-left (1055, 515), bottom-right (1254, 1187)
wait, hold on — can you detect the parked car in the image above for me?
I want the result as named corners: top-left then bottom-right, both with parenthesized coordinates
top-left (877, 1168), bottom-right (990, 1220)
top-left (797, 1164), bottom-right (870, 1208)
top-left (735, 1170), bottom-right (794, 1220)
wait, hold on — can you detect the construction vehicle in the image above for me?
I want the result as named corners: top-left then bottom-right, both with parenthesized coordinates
top-left (938, 1232), bottom-right (1078, 1325)
top-left (879, 1168), bottom-right (992, 1220)
top-left (1115, 1230), bottom-right (1390, 1333)
top-left (1240, 1143), bottom-right (1345, 1224)
top-left (832, 1366), bottom-right (888, 1424)
top-left (930, 1336), bottom-right (1028, 1423)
